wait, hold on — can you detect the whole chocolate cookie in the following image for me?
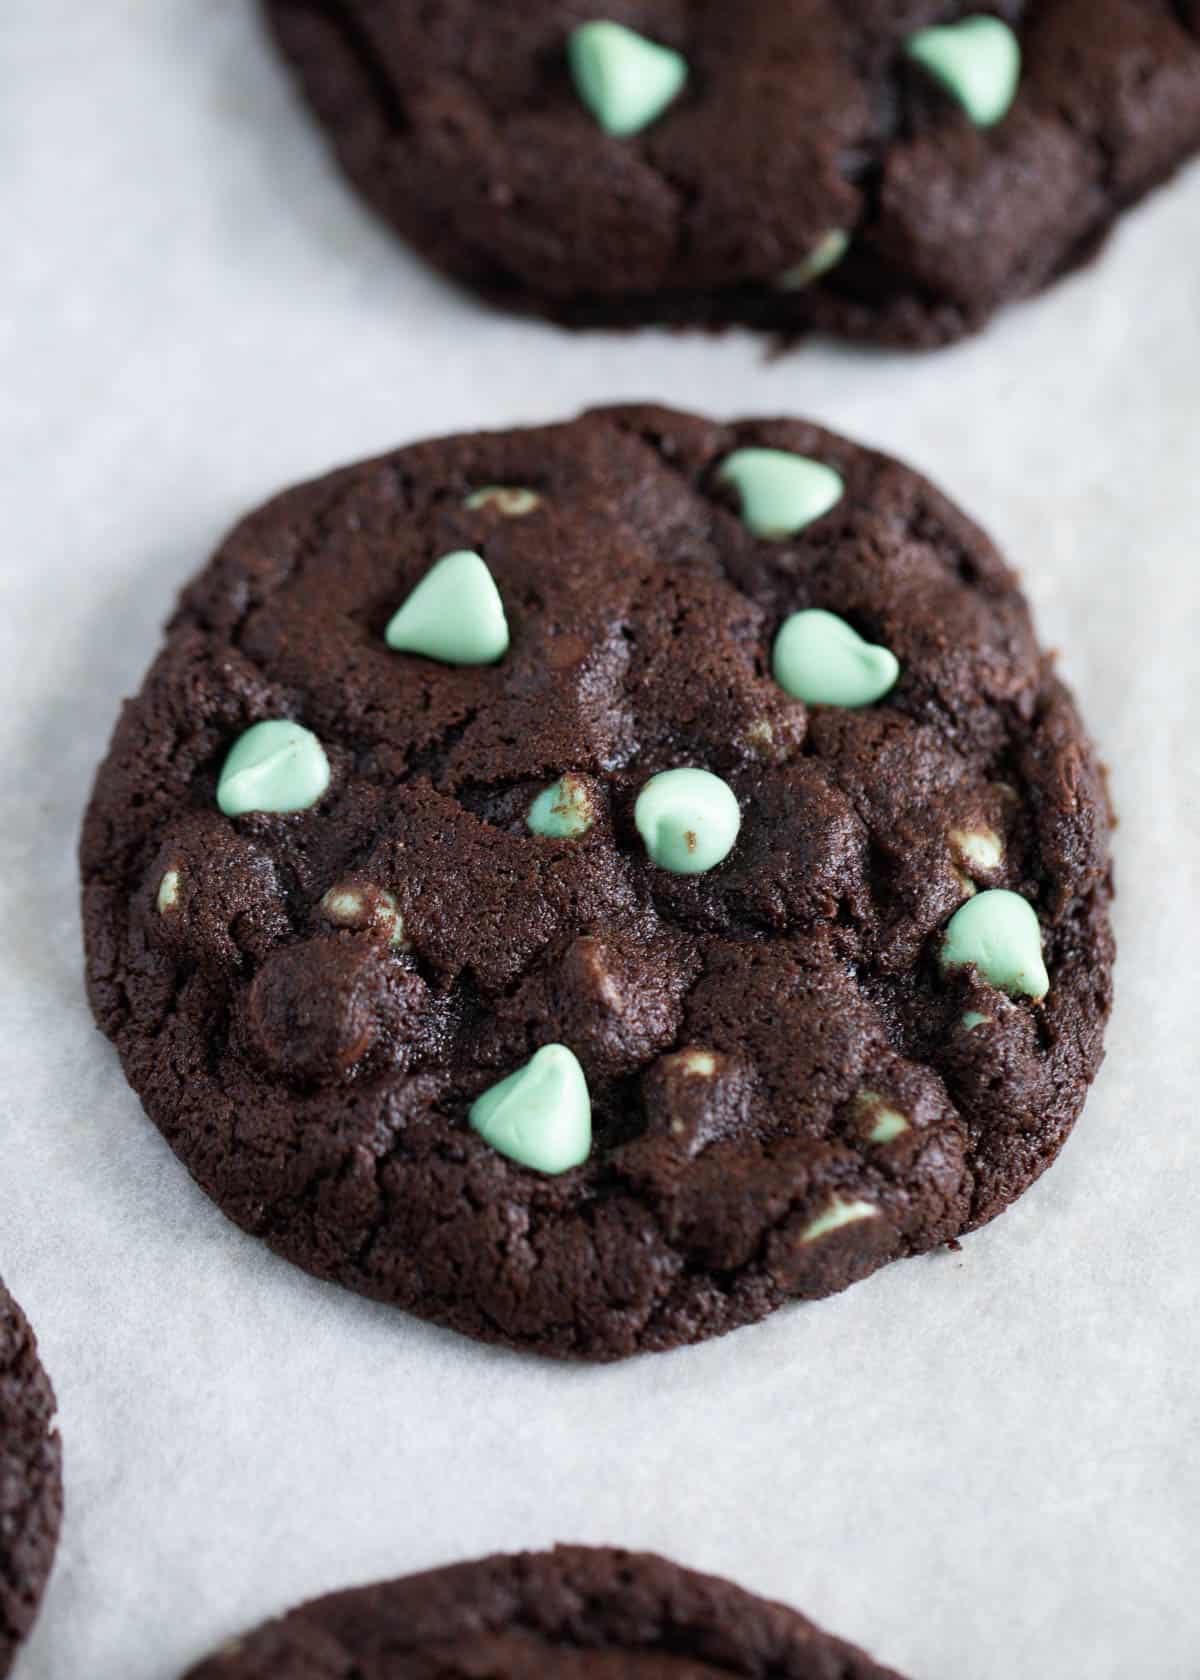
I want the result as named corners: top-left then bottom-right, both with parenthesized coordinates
top-left (81, 405), bottom-right (1114, 1360)
top-left (183, 1546), bottom-right (908, 1678)
top-left (0, 1279), bottom-right (62, 1677)
top-left (261, 1), bottom-right (1200, 348)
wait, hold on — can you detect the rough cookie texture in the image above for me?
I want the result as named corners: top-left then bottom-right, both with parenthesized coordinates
top-left (183, 1546), bottom-right (908, 1678)
top-left (81, 406), bottom-right (1115, 1359)
top-left (260, 0), bottom-right (1200, 348)
top-left (0, 1279), bottom-right (62, 1677)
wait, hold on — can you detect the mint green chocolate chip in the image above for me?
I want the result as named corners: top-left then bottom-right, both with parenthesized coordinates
top-left (463, 486), bottom-right (541, 517)
top-left (775, 229), bottom-right (851, 291)
top-left (905, 16), bottom-right (1021, 129)
top-left (385, 550), bottom-right (508, 666)
top-left (568, 20), bottom-right (687, 137)
top-left (951, 826), bottom-right (1003, 874)
top-left (635, 767), bottom-right (741, 876)
top-left (322, 886), bottom-right (369, 925)
top-left (801, 1197), bottom-right (880, 1245)
top-left (217, 720), bottom-right (330, 817)
top-left (469, 1044), bottom-right (591, 1174)
top-left (941, 889), bottom-right (1049, 1000)
top-left (321, 883), bottom-right (409, 949)
top-left (857, 1091), bottom-right (910, 1143)
top-left (961, 1010), bottom-right (991, 1033)
top-left (527, 774), bottom-right (596, 839)
top-left (772, 609), bottom-right (899, 708)
top-left (156, 868), bottom-right (181, 913)
top-left (717, 448), bottom-right (843, 540)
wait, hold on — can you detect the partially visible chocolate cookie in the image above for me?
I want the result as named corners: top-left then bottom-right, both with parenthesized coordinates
top-left (183, 1546), bottom-right (908, 1678)
top-left (0, 1279), bottom-right (62, 1677)
top-left (81, 405), bottom-right (1114, 1360)
top-left (261, 1), bottom-right (1200, 347)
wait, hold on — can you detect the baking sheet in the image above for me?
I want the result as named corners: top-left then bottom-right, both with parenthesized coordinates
top-left (3, 4), bottom-right (1199, 1676)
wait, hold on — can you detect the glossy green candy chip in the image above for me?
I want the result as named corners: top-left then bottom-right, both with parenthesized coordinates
top-left (469, 1044), bottom-right (592, 1174)
top-left (635, 767), bottom-right (741, 876)
top-left (385, 550), bottom-right (509, 666)
top-left (217, 720), bottom-right (330, 817)
top-left (941, 889), bottom-right (1049, 1000)
top-left (568, 20), bottom-right (687, 137)
top-left (527, 774), bottom-right (596, 839)
top-left (718, 448), bottom-right (843, 540)
top-left (905, 16), bottom-right (1021, 129)
top-left (773, 609), bottom-right (899, 708)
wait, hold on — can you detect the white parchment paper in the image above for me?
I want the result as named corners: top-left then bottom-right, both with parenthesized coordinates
top-left (3, 5), bottom-right (1199, 1676)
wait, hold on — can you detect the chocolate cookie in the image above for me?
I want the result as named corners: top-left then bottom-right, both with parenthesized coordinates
top-left (261, 1), bottom-right (1200, 348)
top-left (0, 1279), bottom-right (62, 1677)
top-left (183, 1546), bottom-right (908, 1678)
top-left (80, 405), bottom-right (1114, 1360)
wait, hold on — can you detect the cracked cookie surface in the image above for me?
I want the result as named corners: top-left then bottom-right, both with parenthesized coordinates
top-left (81, 405), bottom-right (1114, 1359)
top-left (183, 1545), bottom-right (908, 1678)
top-left (0, 1279), bottom-right (62, 1677)
top-left (260, 0), bottom-right (1200, 347)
